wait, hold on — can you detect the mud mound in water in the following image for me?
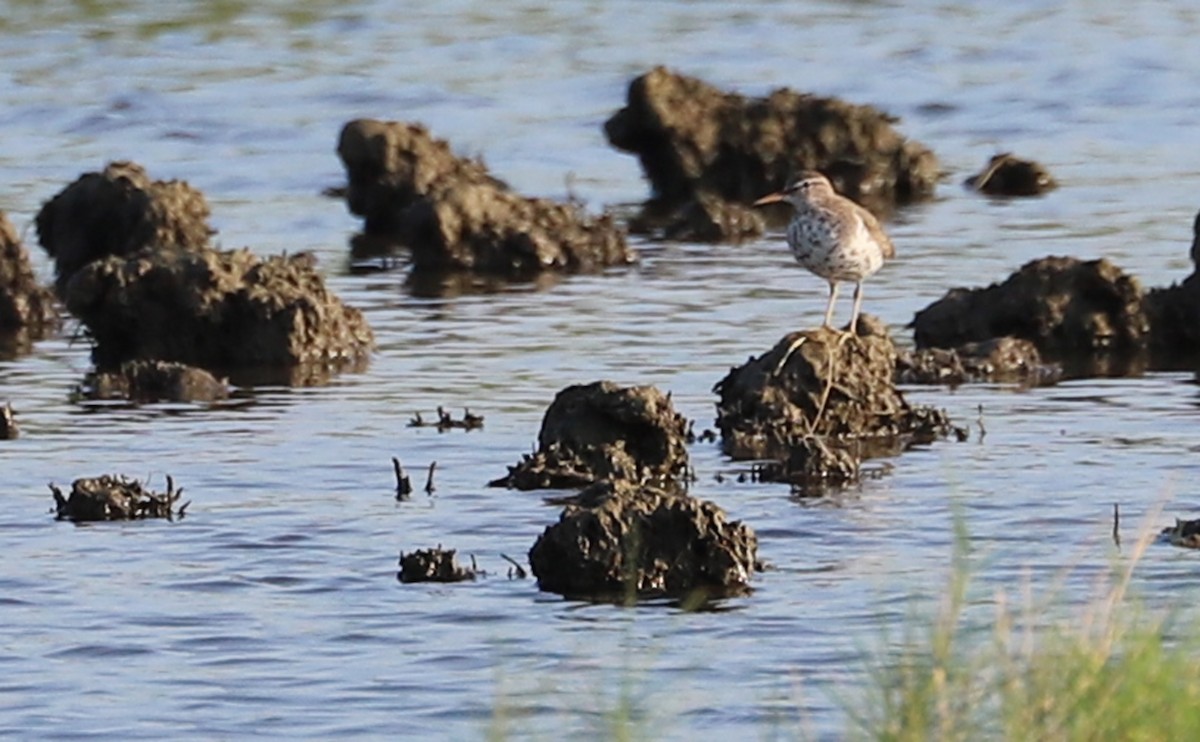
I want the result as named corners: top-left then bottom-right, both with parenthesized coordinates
top-left (714, 326), bottom-right (953, 489)
top-left (605, 66), bottom-right (939, 239)
top-left (35, 161), bottom-right (213, 294)
top-left (491, 381), bottom-right (690, 490)
top-left (337, 118), bottom-right (634, 275)
top-left (529, 479), bottom-right (757, 600)
top-left (912, 257), bottom-right (1147, 368)
top-left (64, 247), bottom-right (374, 383)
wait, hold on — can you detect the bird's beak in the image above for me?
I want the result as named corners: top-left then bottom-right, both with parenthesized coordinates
top-left (753, 192), bottom-right (785, 206)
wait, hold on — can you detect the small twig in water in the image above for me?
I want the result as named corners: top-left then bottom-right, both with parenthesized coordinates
top-left (500, 553), bottom-right (528, 579)
top-left (393, 457), bottom-right (413, 500)
top-left (977, 404), bottom-right (987, 442)
top-left (424, 461), bottom-right (438, 494)
top-left (1112, 503), bottom-right (1120, 548)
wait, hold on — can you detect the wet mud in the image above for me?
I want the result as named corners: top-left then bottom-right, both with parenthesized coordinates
top-left (912, 256), bottom-right (1147, 367)
top-left (64, 246), bottom-right (374, 383)
top-left (77, 360), bottom-right (229, 403)
top-left (911, 250), bottom-right (1200, 375)
top-left (398, 547), bottom-right (478, 583)
top-left (897, 336), bottom-right (1063, 386)
top-left (1146, 273), bottom-right (1200, 365)
top-left (35, 161), bottom-right (213, 295)
top-left (51, 474), bottom-right (189, 522)
top-left (528, 479), bottom-right (758, 600)
top-left (965, 153), bottom-right (1058, 196)
top-left (490, 381), bottom-right (690, 490)
top-left (0, 211), bottom-right (58, 355)
top-left (337, 119), bottom-right (634, 276)
top-left (714, 326), bottom-right (954, 490)
top-left (605, 66), bottom-right (940, 240)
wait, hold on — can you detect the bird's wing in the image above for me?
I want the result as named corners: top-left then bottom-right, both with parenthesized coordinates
top-left (854, 204), bottom-right (896, 259)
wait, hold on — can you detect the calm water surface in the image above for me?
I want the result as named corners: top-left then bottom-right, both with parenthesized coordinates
top-left (3, 1), bottom-right (1200, 738)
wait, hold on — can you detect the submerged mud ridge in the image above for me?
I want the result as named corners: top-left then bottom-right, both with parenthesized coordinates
top-left (490, 381), bottom-right (690, 490)
top-left (64, 247), bottom-right (374, 382)
top-left (51, 474), bottom-right (189, 522)
top-left (897, 336), bottom-right (1063, 386)
top-left (77, 360), bottom-right (229, 403)
top-left (338, 118), bottom-right (634, 275)
top-left (714, 326), bottom-right (954, 489)
top-left (36, 161), bottom-right (213, 294)
top-left (0, 210), bottom-right (58, 353)
top-left (605, 66), bottom-right (940, 239)
top-left (965, 153), bottom-right (1058, 196)
top-left (529, 479), bottom-right (757, 600)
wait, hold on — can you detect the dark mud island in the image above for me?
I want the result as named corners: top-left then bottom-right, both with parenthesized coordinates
top-left (337, 118), bottom-right (633, 278)
top-left (492, 382), bottom-right (759, 601)
top-left (605, 66), bottom-right (940, 242)
top-left (14, 64), bottom-right (1200, 596)
top-left (0, 210), bottom-right (58, 357)
top-left (37, 161), bottom-right (374, 393)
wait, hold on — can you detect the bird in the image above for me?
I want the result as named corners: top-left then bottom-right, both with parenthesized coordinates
top-left (753, 171), bottom-right (896, 334)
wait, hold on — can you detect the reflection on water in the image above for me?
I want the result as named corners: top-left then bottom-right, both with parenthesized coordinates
top-left (3, 1), bottom-right (1200, 739)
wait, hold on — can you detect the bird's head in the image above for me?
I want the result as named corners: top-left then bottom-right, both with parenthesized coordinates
top-left (753, 171), bottom-right (834, 208)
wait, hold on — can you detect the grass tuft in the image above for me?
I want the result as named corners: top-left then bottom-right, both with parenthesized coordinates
top-left (851, 516), bottom-right (1200, 741)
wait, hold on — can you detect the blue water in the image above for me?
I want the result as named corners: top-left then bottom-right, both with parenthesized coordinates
top-left (3, 2), bottom-right (1200, 738)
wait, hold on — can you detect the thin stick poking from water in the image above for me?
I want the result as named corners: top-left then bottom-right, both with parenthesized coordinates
top-left (424, 461), bottom-right (438, 494)
top-left (393, 457), bottom-right (412, 500)
top-left (1112, 503), bottom-right (1120, 548)
top-left (500, 553), bottom-right (528, 579)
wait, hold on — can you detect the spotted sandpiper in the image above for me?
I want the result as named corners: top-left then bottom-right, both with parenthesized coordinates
top-left (754, 171), bottom-right (896, 334)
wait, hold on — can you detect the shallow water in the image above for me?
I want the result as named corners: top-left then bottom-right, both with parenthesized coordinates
top-left (3, 1), bottom-right (1200, 738)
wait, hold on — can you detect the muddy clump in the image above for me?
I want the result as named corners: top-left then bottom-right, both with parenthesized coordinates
top-left (714, 326), bottom-right (953, 488)
top-left (63, 247), bottom-right (374, 382)
top-left (491, 381), bottom-right (690, 490)
top-left (398, 547), bottom-right (478, 583)
top-left (1191, 210), bottom-right (1200, 270)
top-left (965, 153), bottom-right (1058, 196)
top-left (0, 402), bottom-right (17, 440)
top-left (51, 474), bottom-right (188, 522)
top-left (912, 257), bottom-right (1147, 372)
top-left (752, 436), bottom-right (863, 491)
top-left (78, 359), bottom-right (229, 403)
top-left (897, 336), bottom-right (1062, 386)
top-left (1138, 209), bottom-right (1200, 367)
top-left (529, 479), bottom-right (757, 600)
top-left (0, 211), bottom-right (58, 354)
top-left (604, 66), bottom-right (940, 239)
top-left (337, 118), bottom-right (634, 275)
top-left (338, 118), bottom-right (502, 234)
top-left (630, 192), bottom-right (766, 243)
top-left (35, 161), bottom-right (213, 294)
top-left (1145, 274), bottom-right (1200, 366)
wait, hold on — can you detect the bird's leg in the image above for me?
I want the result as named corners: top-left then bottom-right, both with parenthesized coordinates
top-left (849, 281), bottom-right (864, 336)
top-left (823, 281), bottom-right (840, 329)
